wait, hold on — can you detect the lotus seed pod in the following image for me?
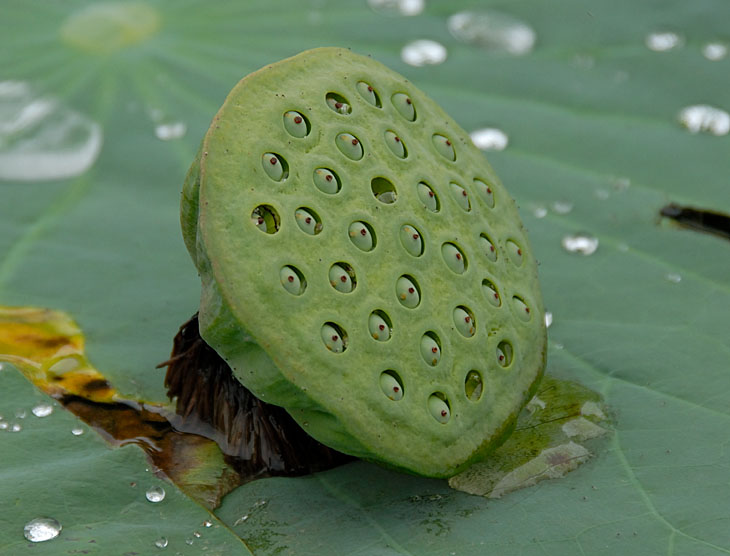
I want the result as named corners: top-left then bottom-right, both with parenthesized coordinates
top-left (283, 111), bottom-right (308, 138)
top-left (475, 178), bottom-right (495, 208)
top-left (399, 225), bottom-right (423, 257)
top-left (442, 243), bottom-right (466, 274)
top-left (450, 182), bottom-right (471, 212)
top-left (420, 334), bottom-right (441, 366)
top-left (183, 47), bottom-right (546, 478)
top-left (512, 296), bottom-right (531, 322)
top-left (384, 130), bottom-right (406, 158)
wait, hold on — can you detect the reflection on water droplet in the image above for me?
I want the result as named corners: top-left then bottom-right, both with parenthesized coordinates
top-left (448, 10), bottom-right (536, 55)
top-left (532, 205), bottom-right (547, 218)
top-left (469, 127), bottom-right (509, 151)
top-left (0, 362), bottom-right (5, 371)
top-left (155, 121), bottom-right (187, 141)
top-left (401, 40), bottom-right (447, 67)
top-left (0, 422), bottom-right (7, 430)
top-left (154, 537), bottom-right (168, 548)
top-left (10, 423), bottom-right (22, 432)
top-left (562, 233), bottom-right (598, 255)
top-left (551, 200), bottom-right (574, 214)
top-left (71, 426), bottom-right (84, 436)
top-left (185, 538), bottom-right (194, 545)
top-left (368, 0), bottom-right (424, 16)
top-left (702, 42), bottom-right (728, 61)
top-left (31, 403), bottom-right (53, 417)
top-left (203, 520), bottom-right (213, 528)
top-left (146, 486), bottom-right (166, 502)
top-left (645, 31), bottom-right (683, 52)
top-left (24, 517), bottom-right (62, 542)
top-left (665, 272), bottom-right (682, 283)
top-left (678, 105), bottom-right (730, 136)
top-left (15, 409), bottom-right (26, 419)
top-left (0, 81), bottom-right (102, 181)
top-left (544, 311), bottom-right (553, 328)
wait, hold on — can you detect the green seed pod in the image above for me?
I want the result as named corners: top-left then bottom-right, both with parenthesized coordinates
top-left (432, 134), bottom-right (455, 161)
top-left (368, 312), bottom-right (391, 342)
top-left (262, 152), bottom-right (286, 181)
top-left (417, 182), bottom-right (439, 212)
top-left (283, 111), bottom-right (308, 138)
top-left (453, 306), bottom-right (475, 337)
top-left (450, 182), bottom-right (471, 212)
top-left (474, 178), bottom-right (495, 208)
top-left (420, 334), bottom-right (441, 366)
top-left (391, 92), bottom-right (415, 121)
top-left (482, 278), bottom-right (501, 307)
top-left (480, 233), bottom-right (497, 262)
top-left (357, 81), bottom-right (380, 107)
top-left (506, 239), bottom-right (523, 266)
top-left (295, 208), bottom-right (321, 235)
top-left (321, 323), bottom-right (345, 353)
top-left (380, 371), bottom-right (403, 400)
top-left (329, 263), bottom-right (354, 293)
top-left (384, 130), bottom-right (406, 158)
top-left (512, 296), bottom-right (531, 322)
top-left (442, 243), bottom-right (466, 274)
top-left (280, 266), bottom-right (305, 296)
top-left (428, 394), bottom-right (450, 424)
top-left (399, 224), bottom-right (423, 257)
top-left (313, 168), bottom-right (339, 194)
top-left (336, 133), bottom-right (363, 160)
top-left (348, 221), bottom-right (374, 251)
top-left (396, 275), bottom-right (420, 308)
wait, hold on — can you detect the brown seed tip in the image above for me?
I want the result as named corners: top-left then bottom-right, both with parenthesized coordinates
top-left (441, 410), bottom-right (447, 417)
top-left (340, 275), bottom-right (347, 282)
top-left (287, 276), bottom-right (294, 282)
top-left (360, 228), bottom-right (367, 236)
top-left (408, 287), bottom-right (415, 294)
top-left (406, 98), bottom-right (412, 104)
top-left (332, 335), bottom-right (339, 342)
top-left (270, 157), bottom-right (278, 165)
top-left (325, 174), bottom-right (333, 182)
top-left (351, 139), bottom-right (358, 145)
top-left (294, 116), bottom-right (303, 124)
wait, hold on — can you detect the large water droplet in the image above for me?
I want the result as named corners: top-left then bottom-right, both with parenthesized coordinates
top-left (71, 426), bottom-right (85, 436)
top-left (551, 200), bottom-right (574, 215)
top-left (0, 81), bottom-right (102, 181)
top-left (368, 0), bottom-right (424, 16)
top-left (146, 485), bottom-right (166, 502)
top-left (154, 537), bottom-right (168, 548)
top-left (401, 40), bottom-right (447, 67)
top-left (702, 42), bottom-right (728, 61)
top-left (469, 127), bottom-right (509, 151)
top-left (31, 403), bottom-right (53, 417)
top-left (645, 31), bottom-right (683, 52)
top-left (561, 233), bottom-right (599, 255)
top-left (448, 10), bottom-right (536, 55)
top-left (677, 105), bottom-right (730, 136)
top-left (665, 272), bottom-right (682, 284)
top-left (154, 121), bottom-right (187, 141)
top-left (24, 517), bottom-right (62, 542)
top-left (544, 311), bottom-right (553, 328)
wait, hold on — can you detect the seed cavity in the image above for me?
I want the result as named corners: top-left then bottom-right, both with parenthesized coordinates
top-left (369, 310), bottom-right (392, 342)
top-left (321, 322), bottom-right (347, 353)
top-left (391, 92), bottom-right (416, 121)
top-left (442, 242), bottom-right (467, 274)
top-left (480, 233), bottom-right (497, 262)
top-left (450, 182), bottom-right (471, 212)
top-left (432, 134), bottom-right (455, 161)
top-left (357, 81), bottom-right (381, 107)
top-left (295, 207), bottom-right (322, 235)
top-left (380, 371), bottom-right (403, 401)
top-left (464, 370), bottom-right (484, 402)
top-left (417, 181), bottom-right (440, 212)
top-left (420, 332), bottom-right (441, 366)
top-left (396, 275), bottom-right (420, 308)
top-left (506, 239), bottom-right (523, 266)
top-left (481, 278), bottom-right (501, 307)
top-left (453, 305), bottom-right (475, 337)
top-left (336, 133), bottom-right (363, 160)
top-left (280, 265), bottom-right (306, 296)
top-left (474, 178), bottom-right (495, 208)
top-left (512, 295), bottom-right (532, 322)
top-left (283, 110), bottom-right (310, 138)
top-left (428, 393), bottom-right (450, 424)
top-left (326, 92), bottom-right (352, 115)
top-left (348, 221), bottom-right (376, 251)
top-left (399, 224), bottom-right (423, 256)
top-left (496, 340), bottom-right (513, 367)
top-left (371, 176), bottom-right (397, 204)
top-left (251, 205), bottom-right (280, 234)
top-left (329, 262), bottom-right (356, 293)
top-left (384, 130), bottom-right (407, 158)
top-left (261, 152), bottom-right (288, 181)
top-left (313, 168), bottom-right (340, 194)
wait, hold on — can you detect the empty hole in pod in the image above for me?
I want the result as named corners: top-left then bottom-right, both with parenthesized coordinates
top-left (261, 152), bottom-right (288, 181)
top-left (512, 295), bottom-right (532, 322)
top-left (313, 167), bottom-right (341, 194)
top-left (391, 92), bottom-right (416, 121)
top-left (464, 370), bottom-right (484, 402)
top-left (480, 233), bottom-right (497, 262)
top-left (357, 81), bottom-right (381, 107)
top-left (282, 110), bottom-right (310, 138)
top-left (369, 310), bottom-right (392, 342)
top-left (450, 182), bottom-right (471, 212)
top-left (396, 275), bottom-right (421, 308)
top-left (506, 239), bottom-right (524, 266)
top-left (441, 242), bottom-right (467, 274)
top-left (481, 278), bottom-right (501, 307)
top-left (280, 265), bottom-right (306, 296)
top-left (251, 205), bottom-right (280, 234)
top-left (428, 392), bottom-right (451, 424)
top-left (399, 224), bottom-right (423, 256)
top-left (348, 221), bottom-right (376, 252)
top-left (335, 132), bottom-right (363, 160)
top-left (325, 92), bottom-right (352, 114)
top-left (329, 262), bottom-right (356, 293)
top-left (417, 181), bottom-right (440, 212)
top-left (384, 130), bottom-right (407, 158)
top-left (371, 176), bottom-right (397, 204)
top-left (453, 305), bottom-right (475, 337)
top-left (295, 207), bottom-right (322, 235)
top-left (380, 370), bottom-right (403, 401)
top-left (432, 134), bottom-right (455, 161)
top-left (496, 340), bottom-right (514, 367)
top-left (474, 178), bottom-right (495, 208)
top-left (420, 331), bottom-right (442, 367)
top-left (321, 322), bottom-right (347, 353)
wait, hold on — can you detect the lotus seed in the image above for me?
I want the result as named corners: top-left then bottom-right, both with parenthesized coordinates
top-left (442, 243), bottom-right (466, 274)
top-left (428, 394), bottom-right (450, 424)
top-left (399, 225), bottom-right (423, 256)
top-left (420, 334), bottom-right (441, 366)
top-left (371, 176), bottom-right (397, 204)
top-left (321, 323), bottom-right (345, 353)
top-left (380, 372), bottom-right (403, 400)
top-left (280, 266), bottom-right (305, 295)
top-left (251, 205), bottom-right (279, 234)
top-left (506, 240), bottom-right (523, 266)
top-left (326, 93), bottom-right (352, 114)
top-left (391, 92), bottom-right (416, 121)
top-left (480, 233), bottom-right (497, 262)
top-left (474, 178), bottom-right (495, 208)
top-left (357, 81), bottom-right (380, 107)
top-left (450, 182), bottom-right (471, 211)
top-left (283, 111), bottom-right (309, 138)
top-left (464, 371), bottom-right (484, 401)
top-left (329, 263), bottom-right (354, 293)
top-left (262, 153), bottom-right (287, 181)
top-left (453, 306), bottom-right (475, 337)
top-left (396, 275), bottom-right (420, 308)
top-left (336, 133), bottom-right (363, 160)
top-left (481, 279), bottom-right (501, 307)
top-left (496, 341), bottom-right (513, 367)
top-left (313, 168), bottom-right (340, 194)
top-left (417, 182), bottom-right (439, 212)
top-left (432, 134), bottom-right (455, 161)
top-left (368, 312), bottom-right (391, 341)
top-left (348, 221), bottom-right (375, 251)
top-left (512, 296), bottom-right (531, 322)
top-left (384, 130), bottom-right (407, 158)
top-left (295, 208), bottom-right (321, 235)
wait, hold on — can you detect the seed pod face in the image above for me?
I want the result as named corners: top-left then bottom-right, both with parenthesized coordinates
top-left (183, 47), bottom-right (546, 478)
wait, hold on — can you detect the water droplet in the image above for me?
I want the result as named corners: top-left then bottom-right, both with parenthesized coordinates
top-left (31, 403), bottom-right (53, 417)
top-left (15, 408), bottom-right (26, 419)
top-left (561, 233), bottom-right (599, 255)
top-left (677, 105), bottom-right (730, 136)
top-left (185, 537), bottom-right (194, 545)
top-left (469, 127), bottom-right (509, 151)
top-left (448, 10), bottom-right (536, 55)
top-left (203, 520), bottom-right (213, 528)
top-left (665, 272), bottom-right (682, 284)
top-left (551, 200), bottom-right (574, 214)
top-left (71, 426), bottom-right (84, 436)
top-left (10, 423), bottom-right (22, 432)
top-left (154, 537), bottom-right (168, 549)
top-left (154, 121), bottom-right (187, 141)
top-left (544, 311), bottom-right (553, 328)
top-left (0, 81), bottom-right (102, 181)
top-left (24, 517), bottom-right (62, 542)
top-left (401, 40), bottom-right (447, 67)
top-left (612, 177), bottom-right (631, 191)
top-left (368, 0), bottom-right (424, 16)
top-left (702, 42), bottom-right (728, 61)
top-left (193, 531), bottom-right (201, 538)
top-left (146, 486), bottom-right (166, 503)
top-left (594, 189), bottom-right (609, 201)
top-left (0, 422), bottom-right (7, 430)
top-left (645, 31), bottom-right (683, 52)
top-left (0, 363), bottom-right (5, 371)
top-left (532, 205), bottom-right (547, 218)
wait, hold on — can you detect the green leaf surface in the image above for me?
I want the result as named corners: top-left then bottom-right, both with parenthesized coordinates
top-left (2, 1), bottom-right (729, 554)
